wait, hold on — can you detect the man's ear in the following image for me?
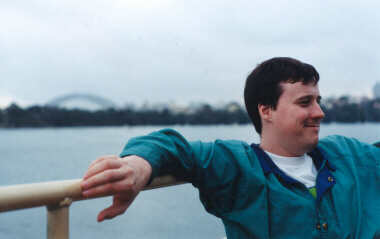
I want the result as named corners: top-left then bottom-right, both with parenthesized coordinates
top-left (258, 104), bottom-right (272, 122)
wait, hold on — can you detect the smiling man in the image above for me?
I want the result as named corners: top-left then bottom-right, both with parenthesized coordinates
top-left (247, 59), bottom-right (325, 156)
top-left (81, 57), bottom-right (380, 238)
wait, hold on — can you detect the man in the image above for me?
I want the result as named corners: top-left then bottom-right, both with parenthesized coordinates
top-left (81, 57), bottom-right (380, 238)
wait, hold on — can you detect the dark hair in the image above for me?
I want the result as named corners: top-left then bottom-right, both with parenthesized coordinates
top-left (244, 57), bottom-right (320, 135)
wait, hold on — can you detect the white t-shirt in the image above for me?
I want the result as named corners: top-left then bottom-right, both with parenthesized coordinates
top-left (264, 151), bottom-right (317, 188)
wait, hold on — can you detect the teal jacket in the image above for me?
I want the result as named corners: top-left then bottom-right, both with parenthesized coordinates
top-left (120, 128), bottom-right (380, 239)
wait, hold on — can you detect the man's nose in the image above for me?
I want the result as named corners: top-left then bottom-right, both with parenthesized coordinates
top-left (312, 103), bottom-right (325, 119)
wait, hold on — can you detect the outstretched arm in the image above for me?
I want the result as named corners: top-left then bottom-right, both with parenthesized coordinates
top-left (80, 155), bottom-right (152, 222)
top-left (81, 128), bottom-right (251, 221)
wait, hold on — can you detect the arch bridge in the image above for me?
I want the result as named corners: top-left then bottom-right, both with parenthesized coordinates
top-left (46, 93), bottom-right (117, 110)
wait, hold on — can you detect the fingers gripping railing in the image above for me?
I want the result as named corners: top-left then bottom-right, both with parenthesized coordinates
top-left (0, 176), bottom-right (185, 239)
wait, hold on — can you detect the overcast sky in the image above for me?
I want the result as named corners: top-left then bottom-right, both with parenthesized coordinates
top-left (1, 0), bottom-right (379, 108)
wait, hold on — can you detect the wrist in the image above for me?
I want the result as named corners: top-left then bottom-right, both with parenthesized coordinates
top-left (120, 155), bottom-right (152, 187)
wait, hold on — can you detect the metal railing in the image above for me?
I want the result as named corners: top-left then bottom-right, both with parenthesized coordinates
top-left (0, 176), bottom-right (185, 239)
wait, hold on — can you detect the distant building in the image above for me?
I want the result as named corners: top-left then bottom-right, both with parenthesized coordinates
top-left (374, 82), bottom-right (380, 99)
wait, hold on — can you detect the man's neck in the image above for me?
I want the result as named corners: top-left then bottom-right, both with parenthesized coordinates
top-left (260, 135), bottom-right (307, 157)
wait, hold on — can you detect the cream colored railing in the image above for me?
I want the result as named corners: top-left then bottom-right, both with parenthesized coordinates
top-left (0, 176), bottom-right (185, 239)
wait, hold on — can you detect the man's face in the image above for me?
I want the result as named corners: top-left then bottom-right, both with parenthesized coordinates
top-left (268, 81), bottom-right (325, 155)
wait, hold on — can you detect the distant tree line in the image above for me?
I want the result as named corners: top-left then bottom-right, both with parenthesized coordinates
top-left (322, 97), bottom-right (380, 123)
top-left (0, 97), bottom-right (380, 128)
top-left (0, 103), bottom-right (249, 127)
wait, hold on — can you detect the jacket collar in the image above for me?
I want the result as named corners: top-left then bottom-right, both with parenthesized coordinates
top-left (250, 143), bottom-right (336, 202)
top-left (250, 144), bottom-right (335, 176)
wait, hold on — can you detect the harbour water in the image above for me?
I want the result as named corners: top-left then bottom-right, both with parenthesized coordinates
top-left (0, 124), bottom-right (379, 239)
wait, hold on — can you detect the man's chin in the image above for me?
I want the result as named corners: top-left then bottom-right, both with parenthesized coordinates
top-left (304, 136), bottom-right (319, 152)
top-left (304, 137), bottom-right (319, 152)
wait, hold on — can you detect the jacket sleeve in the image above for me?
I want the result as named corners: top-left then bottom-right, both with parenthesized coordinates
top-left (119, 128), bottom-right (262, 216)
top-left (319, 135), bottom-right (380, 168)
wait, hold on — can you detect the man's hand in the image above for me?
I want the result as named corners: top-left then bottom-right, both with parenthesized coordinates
top-left (80, 155), bottom-right (152, 222)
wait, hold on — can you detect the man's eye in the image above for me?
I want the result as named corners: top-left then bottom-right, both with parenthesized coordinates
top-left (299, 101), bottom-right (310, 106)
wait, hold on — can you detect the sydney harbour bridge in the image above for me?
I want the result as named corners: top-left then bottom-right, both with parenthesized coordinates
top-left (46, 93), bottom-right (118, 110)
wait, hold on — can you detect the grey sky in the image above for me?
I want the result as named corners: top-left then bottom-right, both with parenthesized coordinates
top-left (1, 0), bottom-right (380, 108)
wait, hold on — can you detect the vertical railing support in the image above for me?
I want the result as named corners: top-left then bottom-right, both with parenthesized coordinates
top-left (47, 197), bottom-right (72, 239)
top-left (0, 176), bottom-right (185, 239)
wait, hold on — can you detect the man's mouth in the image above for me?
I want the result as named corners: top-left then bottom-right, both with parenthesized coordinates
top-left (304, 124), bottom-right (320, 128)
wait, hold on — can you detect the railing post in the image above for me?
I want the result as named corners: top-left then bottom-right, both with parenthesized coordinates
top-left (0, 176), bottom-right (186, 239)
top-left (47, 197), bottom-right (72, 239)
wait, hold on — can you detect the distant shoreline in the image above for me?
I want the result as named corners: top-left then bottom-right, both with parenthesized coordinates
top-left (1, 122), bottom-right (380, 130)
top-left (1, 97), bottom-right (380, 128)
